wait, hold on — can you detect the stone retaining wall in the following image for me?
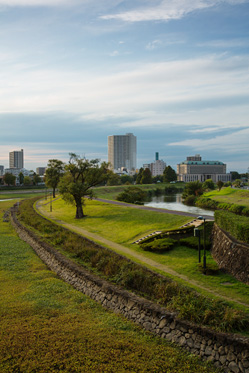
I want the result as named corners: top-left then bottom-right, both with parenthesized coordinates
top-left (211, 224), bottom-right (249, 285)
top-left (10, 208), bottom-right (249, 373)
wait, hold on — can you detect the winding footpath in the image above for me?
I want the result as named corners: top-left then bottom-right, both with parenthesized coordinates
top-left (36, 198), bottom-right (248, 309)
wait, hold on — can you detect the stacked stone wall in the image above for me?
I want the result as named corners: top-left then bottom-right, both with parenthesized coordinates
top-left (10, 209), bottom-right (249, 373)
top-left (211, 224), bottom-right (249, 284)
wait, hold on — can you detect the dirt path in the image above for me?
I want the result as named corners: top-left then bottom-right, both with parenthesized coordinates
top-left (36, 200), bottom-right (248, 308)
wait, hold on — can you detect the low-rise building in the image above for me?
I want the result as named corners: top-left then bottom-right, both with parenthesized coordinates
top-left (143, 152), bottom-right (166, 177)
top-left (177, 154), bottom-right (231, 183)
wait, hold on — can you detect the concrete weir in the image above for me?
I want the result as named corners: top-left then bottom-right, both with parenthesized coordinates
top-left (10, 205), bottom-right (249, 373)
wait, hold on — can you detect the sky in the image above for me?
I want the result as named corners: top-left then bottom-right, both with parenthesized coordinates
top-left (0, 0), bottom-right (249, 173)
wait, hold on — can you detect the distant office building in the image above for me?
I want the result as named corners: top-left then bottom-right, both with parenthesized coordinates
top-left (36, 167), bottom-right (46, 176)
top-left (143, 153), bottom-right (166, 177)
top-left (4, 168), bottom-right (32, 185)
top-left (108, 133), bottom-right (137, 172)
top-left (177, 154), bottom-right (231, 182)
top-left (0, 166), bottom-right (4, 176)
top-left (9, 149), bottom-right (24, 169)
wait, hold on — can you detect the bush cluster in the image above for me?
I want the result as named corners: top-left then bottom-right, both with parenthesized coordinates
top-left (196, 197), bottom-right (249, 217)
top-left (140, 237), bottom-right (176, 253)
top-left (116, 186), bottom-right (147, 204)
top-left (17, 197), bottom-right (249, 333)
top-left (214, 210), bottom-right (249, 244)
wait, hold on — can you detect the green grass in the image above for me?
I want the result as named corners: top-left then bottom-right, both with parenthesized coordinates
top-left (204, 187), bottom-right (249, 208)
top-left (46, 197), bottom-right (191, 244)
top-left (40, 197), bottom-right (249, 311)
top-left (0, 201), bottom-right (220, 372)
top-left (0, 191), bottom-right (46, 200)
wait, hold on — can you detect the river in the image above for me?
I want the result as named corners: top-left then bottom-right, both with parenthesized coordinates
top-left (144, 193), bottom-right (214, 217)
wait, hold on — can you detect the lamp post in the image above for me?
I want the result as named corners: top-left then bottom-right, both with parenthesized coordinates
top-left (50, 192), bottom-right (52, 212)
top-left (198, 216), bottom-right (206, 271)
top-left (194, 228), bottom-right (201, 263)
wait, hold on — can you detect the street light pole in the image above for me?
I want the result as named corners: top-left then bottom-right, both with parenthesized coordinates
top-left (198, 216), bottom-right (206, 271)
top-left (50, 192), bottom-right (52, 212)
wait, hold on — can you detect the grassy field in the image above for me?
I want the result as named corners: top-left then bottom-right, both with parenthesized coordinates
top-left (0, 199), bottom-right (220, 372)
top-left (39, 197), bottom-right (249, 311)
top-left (204, 187), bottom-right (249, 208)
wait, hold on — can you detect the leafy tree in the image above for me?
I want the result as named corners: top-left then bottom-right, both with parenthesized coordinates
top-left (135, 167), bottom-right (144, 184)
top-left (141, 168), bottom-right (152, 184)
top-left (233, 179), bottom-right (242, 188)
top-left (18, 172), bottom-right (24, 185)
top-left (182, 181), bottom-right (203, 200)
top-left (120, 174), bottom-right (133, 184)
top-left (202, 178), bottom-right (215, 191)
top-left (230, 171), bottom-right (240, 181)
top-left (58, 153), bottom-right (109, 219)
top-left (33, 173), bottom-right (41, 185)
top-left (217, 180), bottom-right (224, 191)
top-left (23, 176), bottom-right (32, 185)
top-left (163, 165), bottom-right (177, 183)
top-left (152, 175), bottom-right (163, 184)
top-left (3, 173), bottom-right (16, 186)
top-left (45, 159), bottom-right (64, 198)
top-left (106, 171), bottom-right (121, 186)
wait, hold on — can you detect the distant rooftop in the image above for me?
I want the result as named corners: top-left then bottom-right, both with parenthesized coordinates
top-left (181, 160), bottom-right (224, 165)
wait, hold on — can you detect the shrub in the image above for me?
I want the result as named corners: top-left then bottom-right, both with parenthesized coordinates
top-left (116, 187), bottom-right (147, 204)
top-left (140, 238), bottom-right (176, 253)
top-left (228, 204), bottom-right (245, 215)
top-left (183, 195), bottom-right (196, 206)
top-left (195, 197), bottom-right (218, 210)
top-left (242, 207), bottom-right (249, 217)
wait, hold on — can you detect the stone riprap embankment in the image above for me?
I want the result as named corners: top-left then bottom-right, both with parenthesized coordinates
top-left (10, 206), bottom-right (249, 373)
top-left (212, 224), bottom-right (249, 285)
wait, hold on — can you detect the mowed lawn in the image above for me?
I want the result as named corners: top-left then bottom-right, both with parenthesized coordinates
top-left (204, 188), bottom-right (249, 208)
top-left (0, 200), bottom-right (220, 372)
top-left (46, 197), bottom-right (191, 244)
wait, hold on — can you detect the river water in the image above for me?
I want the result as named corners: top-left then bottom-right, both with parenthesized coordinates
top-left (144, 193), bottom-right (214, 217)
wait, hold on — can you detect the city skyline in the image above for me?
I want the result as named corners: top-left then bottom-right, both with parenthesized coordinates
top-left (0, 1), bottom-right (249, 172)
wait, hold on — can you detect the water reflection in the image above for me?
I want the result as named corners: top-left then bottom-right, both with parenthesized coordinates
top-left (144, 193), bottom-right (214, 217)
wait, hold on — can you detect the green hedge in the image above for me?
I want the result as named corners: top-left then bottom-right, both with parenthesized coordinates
top-left (214, 210), bottom-right (249, 244)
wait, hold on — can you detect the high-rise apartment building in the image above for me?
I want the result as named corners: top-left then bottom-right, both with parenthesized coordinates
top-left (9, 149), bottom-right (24, 169)
top-left (108, 133), bottom-right (137, 171)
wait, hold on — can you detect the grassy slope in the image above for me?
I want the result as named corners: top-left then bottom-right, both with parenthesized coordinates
top-left (41, 197), bottom-right (249, 310)
top-left (204, 187), bottom-right (249, 207)
top-left (0, 200), bottom-right (219, 372)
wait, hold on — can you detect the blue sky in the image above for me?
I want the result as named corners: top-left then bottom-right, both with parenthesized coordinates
top-left (0, 0), bottom-right (249, 172)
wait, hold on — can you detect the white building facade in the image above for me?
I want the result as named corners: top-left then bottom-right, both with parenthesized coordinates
top-left (143, 152), bottom-right (166, 177)
top-left (9, 149), bottom-right (24, 169)
top-left (177, 154), bottom-right (231, 183)
top-left (108, 133), bottom-right (137, 172)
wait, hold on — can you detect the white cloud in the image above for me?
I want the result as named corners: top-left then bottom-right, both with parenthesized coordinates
top-left (100, 0), bottom-right (249, 23)
top-left (0, 0), bottom-right (74, 6)
top-left (168, 127), bottom-right (249, 154)
top-left (1, 54), bottom-right (249, 130)
top-left (146, 39), bottom-right (162, 50)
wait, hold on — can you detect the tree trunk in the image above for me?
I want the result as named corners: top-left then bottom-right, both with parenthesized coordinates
top-left (75, 199), bottom-right (84, 219)
top-left (53, 187), bottom-right (56, 198)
